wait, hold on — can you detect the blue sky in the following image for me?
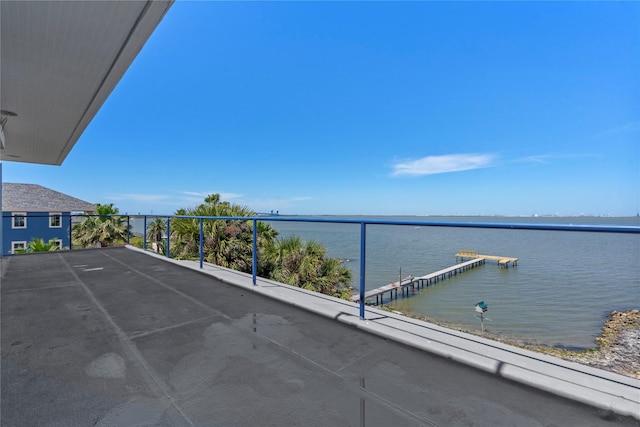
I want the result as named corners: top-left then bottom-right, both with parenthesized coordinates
top-left (4, 1), bottom-right (639, 216)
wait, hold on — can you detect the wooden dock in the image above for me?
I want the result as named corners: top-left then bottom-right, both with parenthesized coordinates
top-left (351, 258), bottom-right (485, 304)
top-left (351, 250), bottom-right (519, 305)
top-left (456, 250), bottom-right (518, 268)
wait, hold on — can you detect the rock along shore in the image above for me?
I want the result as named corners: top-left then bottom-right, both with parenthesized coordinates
top-left (537, 309), bottom-right (640, 379)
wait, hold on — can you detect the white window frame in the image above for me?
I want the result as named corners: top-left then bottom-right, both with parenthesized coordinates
top-left (12, 212), bottom-right (27, 229)
top-left (52, 239), bottom-right (63, 250)
top-left (11, 241), bottom-right (27, 254)
top-left (49, 212), bottom-right (62, 228)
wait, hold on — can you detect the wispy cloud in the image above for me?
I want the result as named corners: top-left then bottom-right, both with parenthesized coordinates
top-left (108, 191), bottom-right (246, 208)
top-left (107, 193), bottom-right (171, 203)
top-left (518, 154), bottom-right (554, 164)
top-left (181, 191), bottom-right (206, 197)
top-left (391, 153), bottom-right (496, 177)
top-left (516, 153), bottom-right (597, 164)
top-left (179, 191), bottom-right (243, 200)
top-left (590, 120), bottom-right (640, 138)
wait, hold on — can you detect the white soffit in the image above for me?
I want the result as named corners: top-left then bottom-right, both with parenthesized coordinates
top-left (0, 1), bottom-right (173, 165)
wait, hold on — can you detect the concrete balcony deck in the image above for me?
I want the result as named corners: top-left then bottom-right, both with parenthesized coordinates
top-left (2, 247), bottom-right (638, 426)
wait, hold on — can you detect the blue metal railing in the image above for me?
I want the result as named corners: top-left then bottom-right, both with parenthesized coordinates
top-left (3, 212), bottom-right (639, 319)
top-left (93, 213), bottom-right (640, 321)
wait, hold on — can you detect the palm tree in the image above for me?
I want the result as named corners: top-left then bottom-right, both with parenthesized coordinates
top-left (317, 258), bottom-right (352, 298)
top-left (264, 236), bottom-right (352, 298)
top-left (72, 203), bottom-right (130, 248)
top-left (28, 238), bottom-right (60, 252)
top-left (170, 194), bottom-right (279, 273)
top-left (146, 218), bottom-right (167, 253)
top-left (255, 220), bottom-right (279, 276)
top-left (73, 215), bottom-right (101, 248)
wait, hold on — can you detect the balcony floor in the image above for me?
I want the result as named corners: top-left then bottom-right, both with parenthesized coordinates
top-left (1, 248), bottom-right (637, 426)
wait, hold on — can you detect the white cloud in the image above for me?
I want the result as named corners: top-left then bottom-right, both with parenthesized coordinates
top-left (516, 153), bottom-right (597, 165)
top-left (220, 192), bottom-right (243, 200)
top-left (391, 153), bottom-right (495, 176)
top-left (591, 120), bottom-right (640, 138)
top-left (178, 191), bottom-right (243, 200)
top-left (107, 193), bottom-right (170, 203)
top-left (519, 155), bottom-right (551, 164)
top-left (181, 191), bottom-right (206, 197)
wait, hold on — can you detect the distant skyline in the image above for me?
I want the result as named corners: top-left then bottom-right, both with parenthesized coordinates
top-left (3, 1), bottom-right (639, 216)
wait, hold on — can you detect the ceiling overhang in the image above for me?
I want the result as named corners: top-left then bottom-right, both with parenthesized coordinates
top-left (0, 0), bottom-right (173, 165)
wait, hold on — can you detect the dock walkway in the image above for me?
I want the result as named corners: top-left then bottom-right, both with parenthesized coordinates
top-left (351, 258), bottom-right (485, 304)
top-left (456, 250), bottom-right (519, 267)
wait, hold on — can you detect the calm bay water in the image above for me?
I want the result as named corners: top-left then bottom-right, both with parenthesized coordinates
top-left (268, 216), bottom-right (640, 349)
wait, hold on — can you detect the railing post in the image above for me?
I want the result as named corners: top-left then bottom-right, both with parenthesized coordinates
top-left (68, 212), bottom-right (73, 252)
top-left (143, 216), bottom-right (147, 250)
top-left (252, 219), bottom-right (257, 285)
top-left (359, 222), bottom-right (366, 319)
top-left (166, 217), bottom-right (171, 258)
top-left (69, 213), bottom-right (73, 251)
top-left (199, 217), bottom-right (204, 269)
top-left (127, 215), bottom-right (131, 245)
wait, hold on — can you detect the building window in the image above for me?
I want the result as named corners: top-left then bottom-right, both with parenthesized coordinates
top-left (52, 239), bottom-right (63, 250)
top-left (50, 213), bottom-right (62, 228)
top-left (12, 212), bottom-right (27, 229)
top-left (11, 241), bottom-right (27, 254)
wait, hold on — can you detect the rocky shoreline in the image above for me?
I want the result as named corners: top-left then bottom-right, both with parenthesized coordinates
top-left (385, 307), bottom-right (640, 379)
top-left (523, 310), bottom-right (640, 379)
